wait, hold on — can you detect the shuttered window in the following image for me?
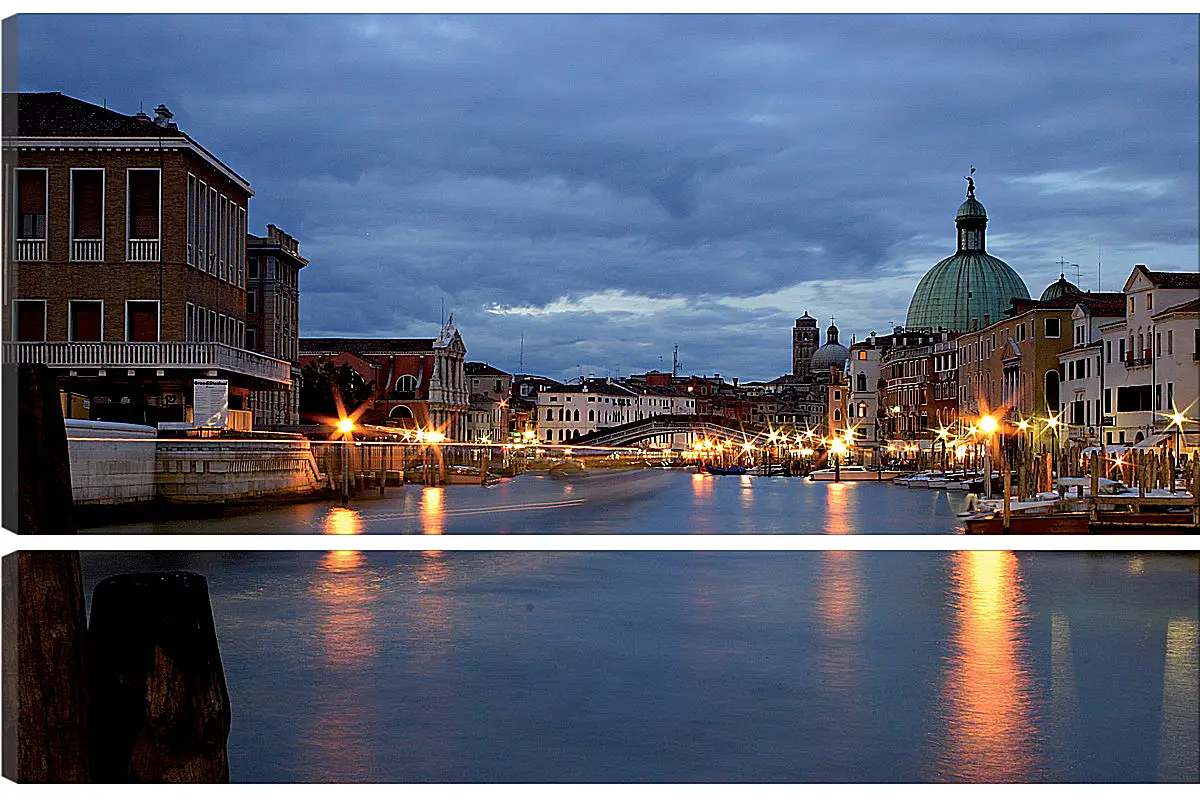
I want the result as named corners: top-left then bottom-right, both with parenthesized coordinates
top-left (126, 301), bottom-right (159, 342)
top-left (15, 300), bottom-right (46, 341)
top-left (128, 170), bottom-right (159, 239)
top-left (17, 170), bottom-right (47, 239)
top-left (71, 170), bottom-right (104, 239)
top-left (70, 301), bottom-right (103, 341)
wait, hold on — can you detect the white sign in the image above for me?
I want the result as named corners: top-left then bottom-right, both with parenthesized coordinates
top-left (193, 379), bottom-right (229, 428)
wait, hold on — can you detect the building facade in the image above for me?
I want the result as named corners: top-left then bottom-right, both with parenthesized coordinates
top-left (1096, 266), bottom-right (1200, 449)
top-left (246, 224), bottom-right (306, 426)
top-left (299, 321), bottom-right (469, 438)
top-left (5, 91), bottom-right (290, 427)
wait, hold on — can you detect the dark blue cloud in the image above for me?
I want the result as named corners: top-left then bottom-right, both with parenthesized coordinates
top-left (16, 14), bottom-right (1198, 380)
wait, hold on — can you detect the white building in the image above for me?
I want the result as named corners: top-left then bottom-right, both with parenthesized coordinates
top-left (1057, 294), bottom-right (1125, 446)
top-left (536, 378), bottom-right (696, 446)
top-left (1096, 266), bottom-right (1199, 449)
top-left (846, 334), bottom-right (889, 448)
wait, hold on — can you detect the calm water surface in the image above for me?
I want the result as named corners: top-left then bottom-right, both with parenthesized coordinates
top-left (81, 551), bottom-right (1199, 782)
top-left (88, 470), bottom-right (972, 533)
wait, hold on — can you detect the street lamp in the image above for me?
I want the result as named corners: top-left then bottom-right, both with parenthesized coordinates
top-left (978, 414), bottom-right (998, 499)
top-left (830, 438), bottom-right (848, 482)
top-left (337, 417), bottom-right (355, 504)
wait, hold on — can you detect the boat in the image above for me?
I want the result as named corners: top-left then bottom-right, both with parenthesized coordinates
top-left (548, 459), bottom-right (587, 478)
top-left (404, 464), bottom-right (500, 485)
top-left (808, 466), bottom-right (903, 481)
top-left (703, 464), bottom-right (748, 475)
top-left (965, 510), bottom-right (1198, 534)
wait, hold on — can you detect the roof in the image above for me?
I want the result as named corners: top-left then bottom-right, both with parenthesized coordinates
top-left (1136, 267), bottom-right (1200, 289)
top-left (465, 362), bottom-right (512, 377)
top-left (1153, 297), bottom-right (1200, 318)
top-left (955, 196), bottom-right (987, 220)
top-left (9, 92), bottom-right (187, 138)
top-left (300, 337), bottom-right (437, 354)
top-left (1074, 293), bottom-right (1127, 316)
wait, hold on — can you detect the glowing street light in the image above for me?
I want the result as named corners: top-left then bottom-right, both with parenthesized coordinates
top-left (337, 417), bottom-right (355, 436)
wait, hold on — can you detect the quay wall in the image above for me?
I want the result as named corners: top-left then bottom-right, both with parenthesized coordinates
top-left (65, 424), bottom-right (326, 506)
top-left (66, 420), bottom-right (158, 505)
top-left (155, 438), bottom-right (325, 504)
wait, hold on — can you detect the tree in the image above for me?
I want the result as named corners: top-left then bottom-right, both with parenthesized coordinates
top-left (299, 360), bottom-right (374, 420)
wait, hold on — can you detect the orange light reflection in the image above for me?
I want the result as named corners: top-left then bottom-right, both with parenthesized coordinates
top-left (933, 551), bottom-right (1041, 782)
top-left (421, 487), bottom-right (445, 536)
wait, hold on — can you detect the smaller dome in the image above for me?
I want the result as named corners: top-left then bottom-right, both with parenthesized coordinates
top-left (956, 196), bottom-right (987, 219)
top-left (1040, 273), bottom-right (1081, 301)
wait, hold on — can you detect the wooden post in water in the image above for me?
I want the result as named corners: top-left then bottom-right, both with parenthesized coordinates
top-left (5, 553), bottom-right (91, 783)
top-left (480, 448), bottom-right (490, 486)
top-left (1002, 458), bottom-right (1012, 534)
top-left (4, 365), bottom-right (90, 782)
top-left (88, 572), bottom-right (230, 783)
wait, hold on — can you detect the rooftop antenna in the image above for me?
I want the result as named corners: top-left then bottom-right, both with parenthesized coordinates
top-left (519, 330), bottom-right (524, 373)
top-left (440, 297), bottom-right (445, 327)
top-left (672, 344), bottom-right (680, 377)
top-left (1097, 244), bottom-right (1102, 293)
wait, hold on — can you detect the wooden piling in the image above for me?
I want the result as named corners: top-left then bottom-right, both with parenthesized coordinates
top-left (13, 364), bottom-right (75, 535)
top-left (5, 553), bottom-right (90, 783)
top-left (88, 572), bottom-right (230, 783)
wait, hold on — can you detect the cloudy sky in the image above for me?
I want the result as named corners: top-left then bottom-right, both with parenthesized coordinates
top-left (15, 14), bottom-right (1199, 382)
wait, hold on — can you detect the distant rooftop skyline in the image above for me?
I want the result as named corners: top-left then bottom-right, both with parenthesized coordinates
top-left (12, 14), bottom-right (1198, 382)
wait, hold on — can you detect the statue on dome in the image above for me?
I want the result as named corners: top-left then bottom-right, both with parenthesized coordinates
top-left (965, 165), bottom-right (976, 196)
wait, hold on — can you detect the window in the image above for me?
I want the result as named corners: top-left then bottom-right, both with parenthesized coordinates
top-left (1119, 339), bottom-right (1126, 361)
top-left (1168, 383), bottom-right (1174, 407)
top-left (833, 409), bottom-right (841, 421)
top-left (70, 169), bottom-right (104, 256)
top-left (588, 409), bottom-right (595, 422)
top-left (1167, 330), bottom-right (1173, 355)
top-left (15, 169), bottom-right (47, 242)
top-left (187, 174), bottom-right (197, 265)
top-left (1116, 385), bottom-right (1152, 412)
top-left (1106, 340), bottom-right (1112, 363)
top-left (546, 409), bottom-right (553, 421)
top-left (208, 309), bottom-right (217, 341)
top-left (247, 290), bottom-right (257, 315)
top-left (247, 256), bottom-right (259, 280)
top-left (126, 301), bottom-right (160, 342)
top-left (185, 303), bottom-right (195, 341)
top-left (1156, 332), bottom-right (1161, 357)
top-left (1146, 293), bottom-right (1153, 310)
top-left (1044, 318), bottom-right (1061, 338)
top-left (14, 300), bottom-right (46, 341)
top-left (1155, 384), bottom-right (1162, 410)
top-left (267, 256), bottom-right (276, 280)
top-left (69, 300), bottom-right (103, 341)
top-left (127, 169), bottom-right (160, 251)
top-left (246, 327), bottom-right (257, 350)
top-left (197, 181), bottom-right (208, 269)
top-left (573, 409), bottom-right (580, 421)
top-left (1104, 388), bottom-right (1112, 414)
top-left (857, 351), bottom-right (867, 360)
top-left (1129, 297), bottom-right (1135, 313)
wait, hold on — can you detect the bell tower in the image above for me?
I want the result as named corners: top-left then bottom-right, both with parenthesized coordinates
top-left (792, 312), bottom-right (818, 378)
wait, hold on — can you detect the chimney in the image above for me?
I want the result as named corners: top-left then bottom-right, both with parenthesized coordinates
top-left (153, 103), bottom-right (174, 128)
top-left (133, 111), bottom-right (152, 124)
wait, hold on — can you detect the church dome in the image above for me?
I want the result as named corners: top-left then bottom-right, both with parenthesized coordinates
top-left (905, 179), bottom-right (1030, 331)
top-left (1040, 273), bottom-right (1081, 301)
top-left (810, 322), bottom-right (850, 377)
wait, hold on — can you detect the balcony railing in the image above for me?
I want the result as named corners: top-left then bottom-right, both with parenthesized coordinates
top-left (1125, 354), bottom-right (1152, 368)
top-left (71, 239), bottom-right (103, 262)
top-left (127, 239), bottom-right (161, 262)
top-left (4, 340), bottom-right (292, 385)
top-left (14, 239), bottom-right (46, 261)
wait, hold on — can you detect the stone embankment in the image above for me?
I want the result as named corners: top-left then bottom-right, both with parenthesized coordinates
top-left (65, 421), bottom-right (326, 508)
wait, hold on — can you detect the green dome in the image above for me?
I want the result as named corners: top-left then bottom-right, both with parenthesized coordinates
top-left (906, 252), bottom-right (1030, 330)
top-left (956, 196), bottom-right (988, 219)
top-left (1040, 273), bottom-right (1081, 301)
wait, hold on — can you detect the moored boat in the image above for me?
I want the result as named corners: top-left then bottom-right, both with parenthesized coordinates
top-left (809, 466), bottom-right (902, 481)
top-left (703, 464), bottom-right (748, 475)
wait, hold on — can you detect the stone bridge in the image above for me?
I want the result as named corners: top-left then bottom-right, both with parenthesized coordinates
top-left (566, 415), bottom-right (770, 448)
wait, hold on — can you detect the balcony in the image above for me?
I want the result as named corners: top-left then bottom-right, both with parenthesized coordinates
top-left (1125, 353), bottom-right (1152, 369)
top-left (127, 239), bottom-right (161, 262)
top-left (5, 341), bottom-right (292, 386)
top-left (14, 239), bottom-right (46, 261)
top-left (71, 239), bottom-right (103, 262)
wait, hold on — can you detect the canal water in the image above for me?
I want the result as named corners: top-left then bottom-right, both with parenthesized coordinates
top-left (80, 550), bottom-right (1199, 782)
top-left (87, 470), bottom-right (973, 533)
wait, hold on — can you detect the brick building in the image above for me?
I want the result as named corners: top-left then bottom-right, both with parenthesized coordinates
top-left (299, 321), bottom-right (469, 438)
top-left (246, 224), bottom-right (307, 426)
top-left (4, 91), bottom-right (291, 426)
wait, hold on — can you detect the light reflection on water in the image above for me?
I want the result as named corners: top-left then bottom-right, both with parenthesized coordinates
top-left (931, 551), bottom-right (1042, 782)
top-left (77, 551), bottom-right (1200, 782)
top-left (89, 470), bottom-right (972, 534)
